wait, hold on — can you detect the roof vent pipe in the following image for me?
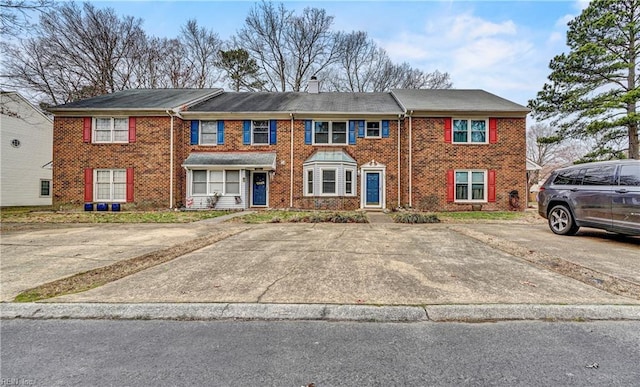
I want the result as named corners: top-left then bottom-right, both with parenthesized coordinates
top-left (307, 76), bottom-right (320, 94)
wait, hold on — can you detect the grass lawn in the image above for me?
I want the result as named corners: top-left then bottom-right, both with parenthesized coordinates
top-left (0, 206), bottom-right (231, 223)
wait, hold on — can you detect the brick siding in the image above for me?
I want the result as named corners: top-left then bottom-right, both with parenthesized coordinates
top-left (53, 115), bottom-right (526, 212)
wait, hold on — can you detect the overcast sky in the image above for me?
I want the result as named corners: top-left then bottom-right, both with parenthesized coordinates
top-left (95, 0), bottom-right (590, 106)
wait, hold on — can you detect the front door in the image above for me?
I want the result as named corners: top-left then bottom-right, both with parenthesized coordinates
top-left (252, 172), bottom-right (267, 206)
top-left (366, 172), bottom-right (380, 206)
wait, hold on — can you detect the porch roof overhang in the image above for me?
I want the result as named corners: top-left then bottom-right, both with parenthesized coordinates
top-left (303, 149), bottom-right (356, 165)
top-left (182, 152), bottom-right (277, 170)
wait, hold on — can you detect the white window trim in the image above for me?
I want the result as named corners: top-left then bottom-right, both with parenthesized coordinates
top-left (344, 167), bottom-right (356, 196)
top-left (452, 118), bottom-right (489, 144)
top-left (190, 169), bottom-right (240, 196)
top-left (365, 121), bottom-right (381, 139)
top-left (304, 163), bottom-right (356, 197)
top-left (94, 169), bottom-right (126, 202)
top-left (312, 120), bottom-right (348, 145)
top-left (199, 120), bottom-right (218, 146)
top-left (320, 167), bottom-right (337, 196)
top-left (359, 163), bottom-right (386, 209)
top-left (454, 169), bottom-right (487, 203)
top-left (39, 179), bottom-right (52, 198)
top-left (304, 167), bottom-right (314, 196)
top-left (93, 117), bottom-right (129, 144)
top-left (252, 120), bottom-right (270, 145)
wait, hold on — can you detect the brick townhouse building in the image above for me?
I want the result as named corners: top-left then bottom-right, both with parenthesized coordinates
top-left (48, 82), bottom-right (529, 212)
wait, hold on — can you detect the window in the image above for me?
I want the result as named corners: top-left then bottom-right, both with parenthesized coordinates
top-left (322, 169), bottom-right (336, 194)
top-left (618, 165), bottom-right (640, 186)
top-left (304, 163), bottom-right (356, 197)
top-left (225, 170), bottom-right (240, 194)
top-left (582, 166), bottom-right (614, 186)
top-left (453, 119), bottom-right (487, 143)
top-left (305, 169), bottom-right (314, 195)
top-left (252, 120), bottom-right (269, 144)
top-left (553, 168), bottom-right (585, 185)
top-left (94, 118), bottom-right (128, 143)
top-left (366, 121), bottom-right (380, 138)
top-left (314, 121), bottom-right (347, 144)
top-left (200, 121), bottom-right (217, 145)
top-left (191, 170), bottom-right (241, 195)
top-left (40, 180), bottom-right (51, 197)
top-left (95, 169), bottom-right (126, 201)
top-left (345, 170), bottom-right (353, 194)
top-left (455, 170), bottom-right (486, 201)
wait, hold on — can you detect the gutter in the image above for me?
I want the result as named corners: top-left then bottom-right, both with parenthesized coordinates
top-left (166, 110), bottom-right (175, 209)
top-left (290, 113), bottom-right (294, 208)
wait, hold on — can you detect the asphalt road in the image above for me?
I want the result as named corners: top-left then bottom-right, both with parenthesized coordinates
top-left (2, 319), bottom-right (639, 386)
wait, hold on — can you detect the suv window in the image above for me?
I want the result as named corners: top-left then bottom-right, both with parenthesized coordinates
top-left (553, 168), bottom-right (584, 185)
top-left (618, 164), bottom-right (640, 186)
top-left (582, 166), bottom-right (615, 186)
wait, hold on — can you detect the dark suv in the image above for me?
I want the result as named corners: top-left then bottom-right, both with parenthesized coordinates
top-left (537, 160), bottom-right (640, 236)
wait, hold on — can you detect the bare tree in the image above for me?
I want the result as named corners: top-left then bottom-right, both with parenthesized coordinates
top-left (2, 2), bottom-right (146, 104)
top-left (235, 1), bottom-right (338, 91)
top-left (0, 0), bottom-right (53, 37)
top-left (180, 19), bottom-right (222, 88)
top-left (526, 123), bottom-right (591, 184)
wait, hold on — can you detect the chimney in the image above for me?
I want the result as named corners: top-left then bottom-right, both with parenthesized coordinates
top-left (307, 76), bottom-right (319, 94)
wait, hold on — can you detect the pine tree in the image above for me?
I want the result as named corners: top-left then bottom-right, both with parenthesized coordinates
top-left (529, 0), bottom-right (639, 160)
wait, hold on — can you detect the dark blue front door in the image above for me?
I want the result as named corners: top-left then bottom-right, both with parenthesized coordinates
top-left (252, 172), bottom-right (267, 206)
top-left (366, 172), bottom-right (380, 206)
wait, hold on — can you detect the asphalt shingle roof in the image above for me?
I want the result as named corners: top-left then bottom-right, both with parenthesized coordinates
top-left (190, 92), bottom-right (403, 114)
top-left (182, 152), bottom-right (277, 169)
top-left (49, 89), bottom-right (222, 111)
top-left (391, 89), bottom-right (530, 113)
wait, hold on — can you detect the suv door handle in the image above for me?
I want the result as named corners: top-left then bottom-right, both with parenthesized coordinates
top-left (570, 188), bottom-right (579, 192)
top-left (615, 189), bottom-right (628, 194)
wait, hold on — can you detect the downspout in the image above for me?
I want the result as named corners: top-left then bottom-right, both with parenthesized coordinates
top-left (166, 110), bottom-right (175, 209)
top-left (290, 113), bottom-right (294, 208)
top-left (408, 111), bottom-right (413, 208)
top-left (397, 115), bottom-right (401, 208)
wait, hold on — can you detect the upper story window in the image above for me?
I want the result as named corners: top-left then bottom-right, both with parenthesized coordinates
top-left (314, 121), bottom-right (347, 145)
top-left (366, 121), bottom-right (381, 138)
top-left (200, 121), bottom-right (218, 145)
top-left (94, 117), bottom-right (129, 143)
top-left (453, 119), bottom-right (487, 144)
top-left (252, 120), bottom-right (269, 145)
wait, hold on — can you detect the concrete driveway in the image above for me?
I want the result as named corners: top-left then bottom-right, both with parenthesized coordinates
top-left (3, 220), bottom-right (630, 306)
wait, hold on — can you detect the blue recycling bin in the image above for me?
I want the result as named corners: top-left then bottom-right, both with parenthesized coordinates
top-left (96, 203), bottom-right (108, 211)
top-left (111, 203), bottom-right (121, 212)
top-left (84, 203), bottom-right (94, 211)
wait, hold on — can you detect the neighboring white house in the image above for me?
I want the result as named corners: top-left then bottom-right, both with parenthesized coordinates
top-left (1, 91), bottom-right (53, 206)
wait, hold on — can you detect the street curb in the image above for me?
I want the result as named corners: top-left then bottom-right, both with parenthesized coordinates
top-left (2, 303), bottom-right (640, 322)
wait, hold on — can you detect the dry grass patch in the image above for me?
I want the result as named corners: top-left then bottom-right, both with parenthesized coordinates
top-left (14, 227), bottom-right (248, 302)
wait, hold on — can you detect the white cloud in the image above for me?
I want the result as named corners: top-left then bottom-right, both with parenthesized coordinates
top-left (377, 11), bottom-right (540, 104)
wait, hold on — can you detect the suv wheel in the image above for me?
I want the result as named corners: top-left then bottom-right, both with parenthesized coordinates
top-left (548, 205), bottom-right (579, 235)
